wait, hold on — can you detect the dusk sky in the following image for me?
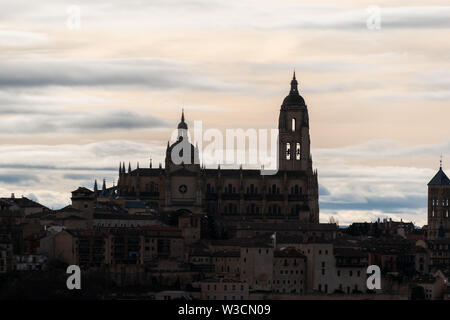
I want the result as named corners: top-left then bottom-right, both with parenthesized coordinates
top-left (1, 0), bottom-right (449, 225)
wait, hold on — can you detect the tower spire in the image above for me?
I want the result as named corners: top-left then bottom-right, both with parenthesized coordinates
top-left (290, 70), bottom-right (298, 94)
top-left (440, 154), bottom-right (443, 169)
top-left (181, 108), bottom-right (185, 122)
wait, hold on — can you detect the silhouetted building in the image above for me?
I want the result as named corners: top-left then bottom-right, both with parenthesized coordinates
top-left (116, 75), bottom-right (319, 233)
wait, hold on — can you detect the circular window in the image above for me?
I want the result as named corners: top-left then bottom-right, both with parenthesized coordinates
top-left (179, 184), bottom-right (187, 194)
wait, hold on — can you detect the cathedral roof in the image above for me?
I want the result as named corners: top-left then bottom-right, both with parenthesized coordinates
top-left (428, 167), bottom-right (450, 186)
top-left (282, 71), bottom-right (305, 107)
top-left (177, 109), bottom-right (188, 129)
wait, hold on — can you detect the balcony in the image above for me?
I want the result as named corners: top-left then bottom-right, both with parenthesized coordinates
top-left (244, 194), bottom-right (263, 201)
top-left (288, 194), bottom-right (308, 201)
top-left (266, 194), bottom-right (284, 201)
top-left (222, 193), bottom-right (240, 200)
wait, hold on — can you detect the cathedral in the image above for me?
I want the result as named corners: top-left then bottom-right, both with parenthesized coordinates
top-left (113, 74), bottom-right (320, 231)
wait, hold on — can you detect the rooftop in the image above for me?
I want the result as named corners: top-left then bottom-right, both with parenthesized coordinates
top-left (428, 167), bottom-right (450, 186)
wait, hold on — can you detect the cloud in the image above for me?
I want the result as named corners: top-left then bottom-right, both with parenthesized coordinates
top-left (372, 91), bottom-right (450, 102)
top-left (312, 139), bottom-right (448, 226)
top-left (314, 139), bottom-right (450, 161)
top-left (318, 184), bottom-right (330, 196)
top-left (1, 2), bottom-right (450, 32)
top-left (63, 173), bottom-right (98, 180)
top-left (303, 81), bottom-right (380, 94)
top-left (0, 109), bottom-right (168, 134)
top-left (0, 30), bottom-right (49, 47)
top-left (283, 6), bottom-right (450, 31)
top-left (0, 59), bottom-right (247, 91)
top-left (0, 173), bottom-right (40, 185)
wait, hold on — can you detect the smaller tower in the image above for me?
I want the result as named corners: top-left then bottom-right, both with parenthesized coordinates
top-left (427, 159), bottom-right (450, 240)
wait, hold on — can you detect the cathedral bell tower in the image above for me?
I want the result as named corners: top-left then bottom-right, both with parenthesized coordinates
top-left (278, 72), bottom-right (312, 172)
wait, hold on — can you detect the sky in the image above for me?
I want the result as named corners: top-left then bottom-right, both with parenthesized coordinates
top-left (0, 0), bottom-right (449, 226)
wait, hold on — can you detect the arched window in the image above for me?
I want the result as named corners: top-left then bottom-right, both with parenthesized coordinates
top-left (292, 118), bottom-right (296, 132)
top-left (296, 143), bottom-right (301, 160)
top-left (286, 143), bottom-right (291, 160)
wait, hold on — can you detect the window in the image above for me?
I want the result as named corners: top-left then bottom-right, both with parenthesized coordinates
top-left (292, 118), bottom-right (296, 132)
top-left (286, 143), bottom-right (291, 160)
top-left (296, 143), bottom-right (301, 160)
